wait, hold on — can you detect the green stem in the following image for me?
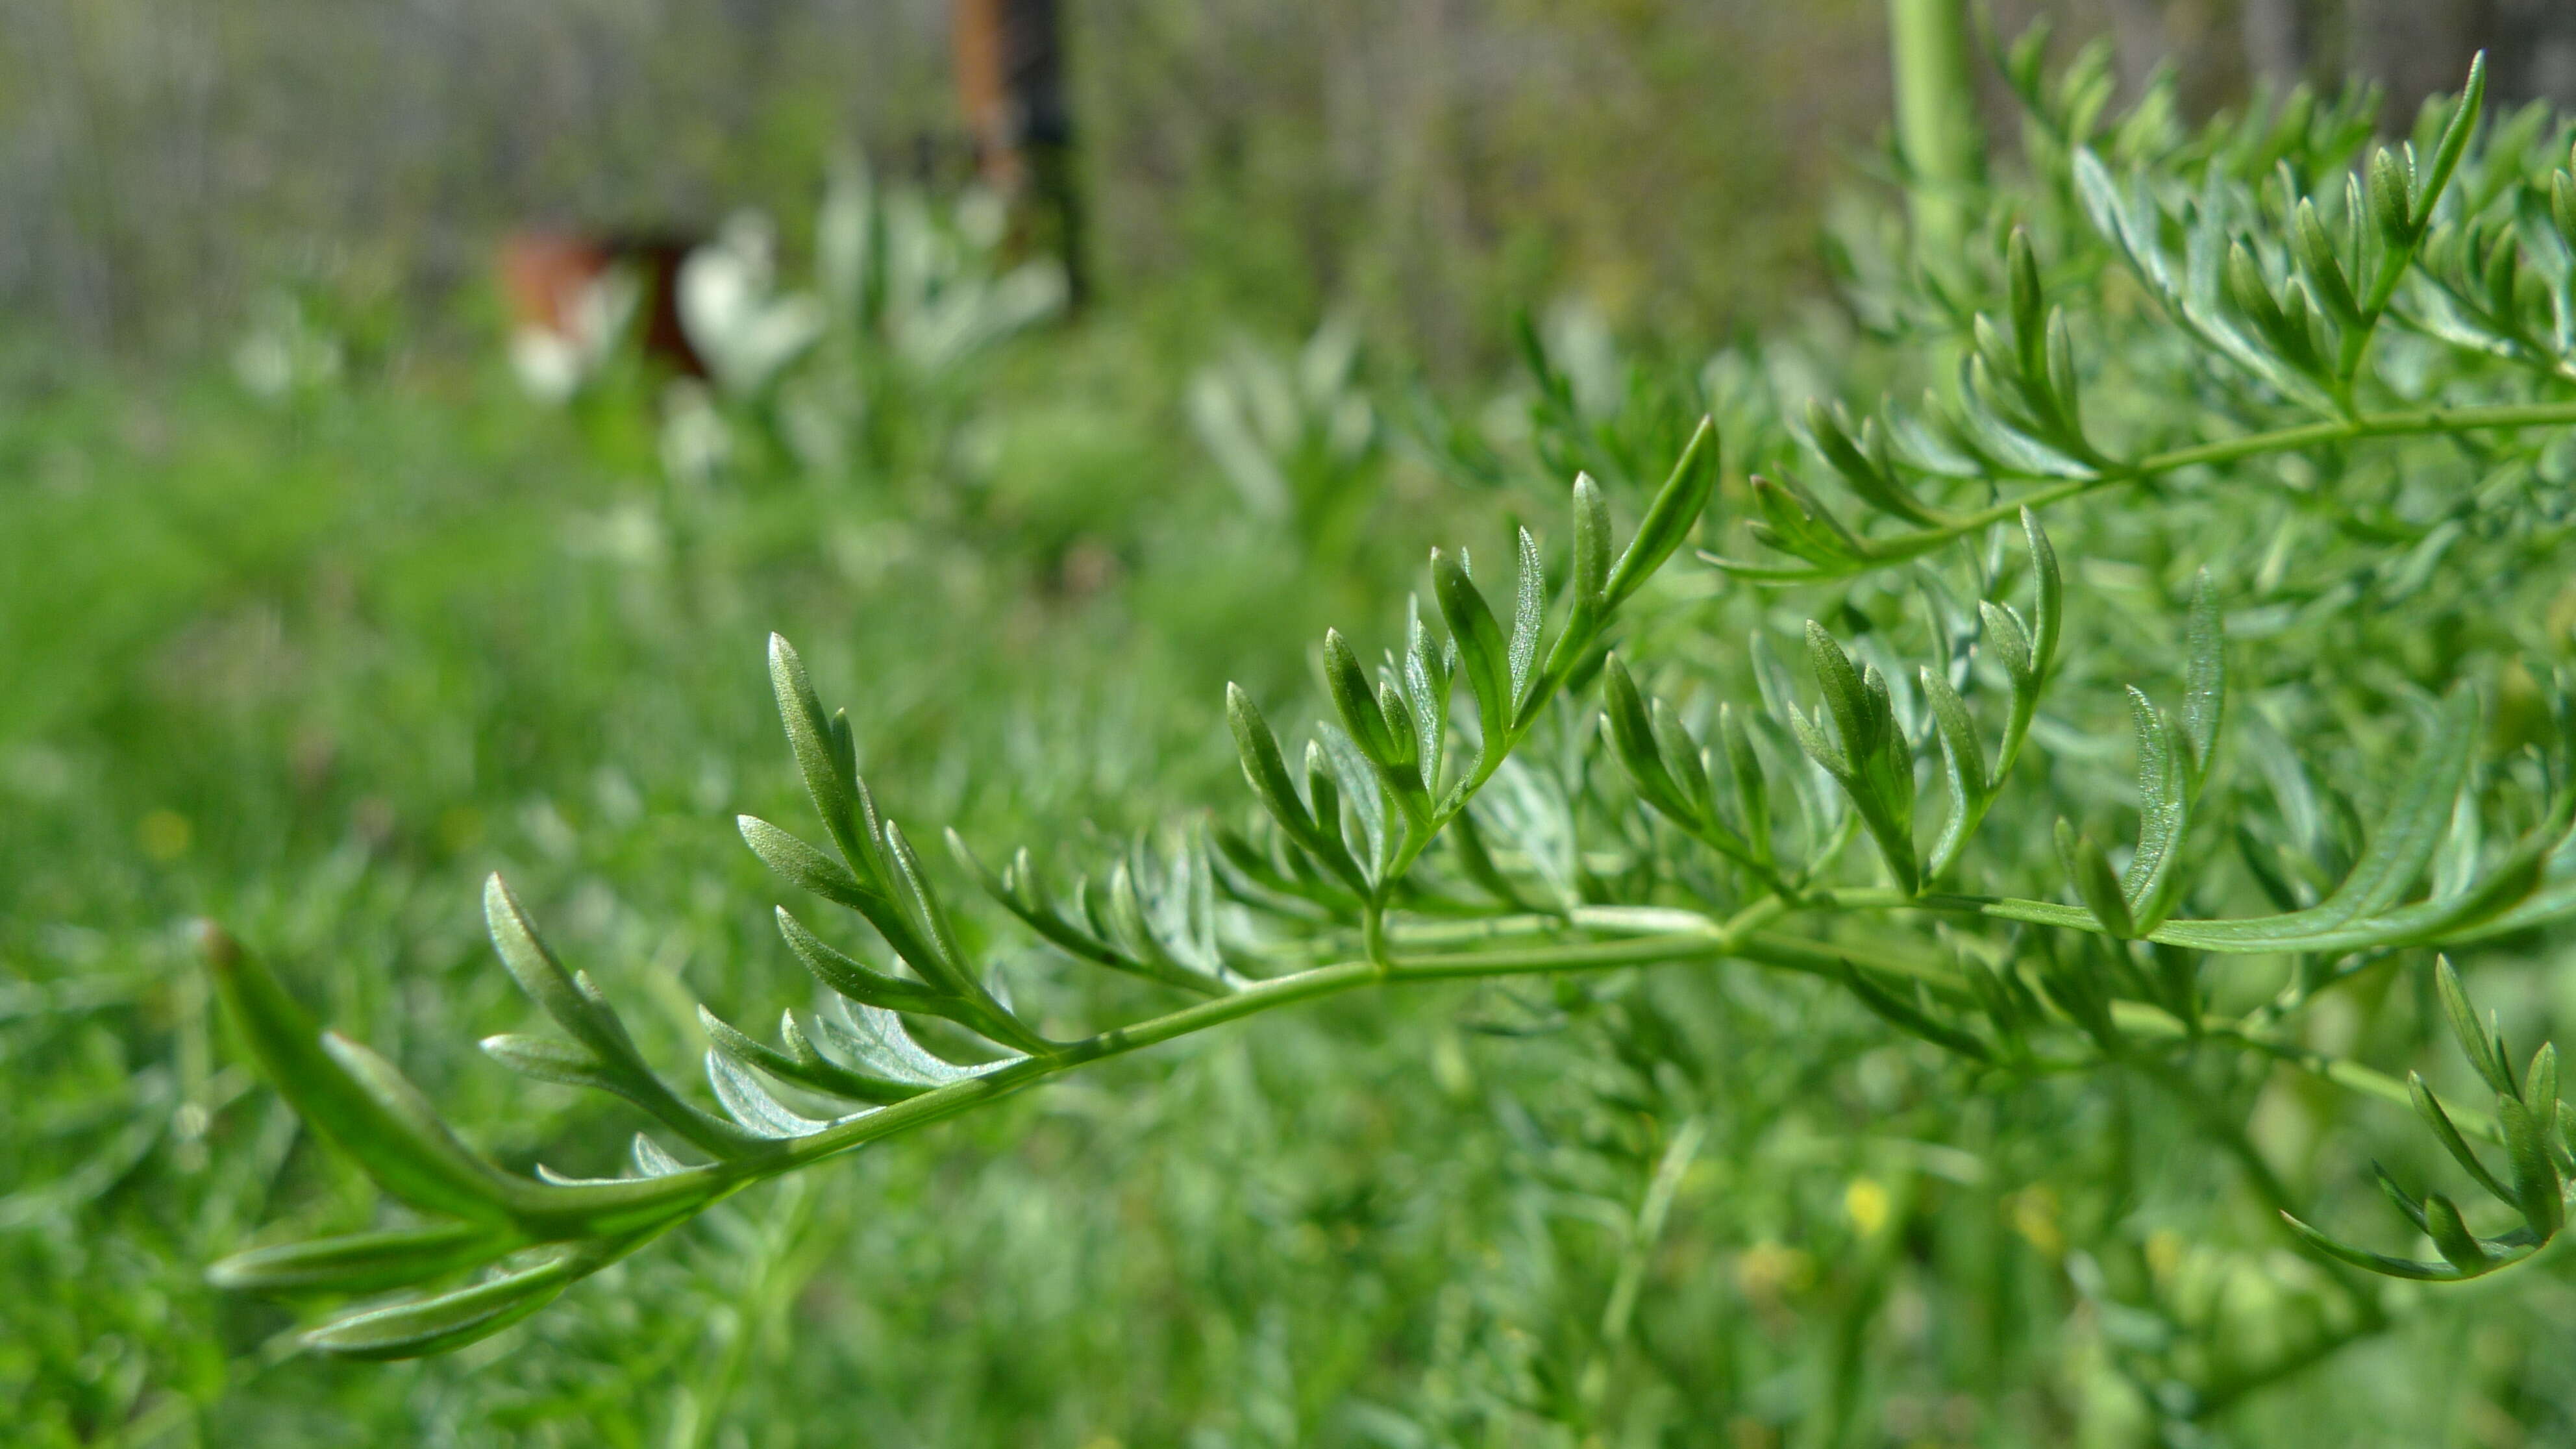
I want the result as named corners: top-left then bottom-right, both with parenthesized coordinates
top-left (768, 930), bottom-right (1768, 1171)
top-left (1578, 1115), bottom-right (1706, 1418)
top-left (1428, 902), bottom-right (2495, 1146)
top-left (1361, 901), bottom-right (1392, 974)
top-left (2195, 1017), bottom-right (2504, 1145)
top-left (1888, 0), bottom-right (1982, 260)
top-left (2186, 1316), bottom-right (2390, 1421)
top-left (528, 909), bottom-right (1818, 1233)
top-left (1383, 912), bottom-right (1568, 947)
top-left (502, 891), bottom-right (2487, 1261)
top-left (675, 1175), bottom-right (822, 1449)
top-left (1738, 399), bottom-right (2576, 582)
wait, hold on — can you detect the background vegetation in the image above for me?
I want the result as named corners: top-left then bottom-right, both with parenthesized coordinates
top-left (10, 1), bottom-right (2576, 1445)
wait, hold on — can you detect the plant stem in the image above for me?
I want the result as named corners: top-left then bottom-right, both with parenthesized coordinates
top-left (567, 913), bottom-right (1803, 1220)
top-left (1728, 399), bottom-right (2576, 582)
top-left (1578, 1115), bottom-right (1705, 1418)
top-left (510, 892), bottom-right (2495, 1249)
top-left (1888, 0), bottom-right (1981, 260)
top-left (1361, 900), bottom-right (1391, 973)
top-left (770, 932), bottom-right (1749, 1169)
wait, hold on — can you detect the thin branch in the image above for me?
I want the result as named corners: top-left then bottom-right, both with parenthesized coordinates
top-left (1713, 399), bottom-right (2576, 583)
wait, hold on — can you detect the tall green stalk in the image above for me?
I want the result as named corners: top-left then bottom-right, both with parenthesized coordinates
top-left (1888, 0), bottom-right (1984, 258)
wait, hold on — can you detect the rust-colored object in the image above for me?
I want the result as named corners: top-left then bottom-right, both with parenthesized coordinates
top-left (950, 0), bottom-right (1083, 303)
top-left (951, 0), bottom-right (1023, 193)
top-left (498, 230), bottom-right (703, 375)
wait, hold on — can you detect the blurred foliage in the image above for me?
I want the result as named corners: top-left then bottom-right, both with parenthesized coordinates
top-left (15, 5), bottom-right (2576, 1449)
top-left (0, 0), bottom-right (1931, 368)
top-left (0, 324), bottom-right (1344, 1444)
top-left (10, 0), bottom-right (2566, 363)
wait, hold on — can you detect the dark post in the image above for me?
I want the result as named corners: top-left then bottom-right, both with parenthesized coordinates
top-left (952, 0), bottom-right (1085, 304)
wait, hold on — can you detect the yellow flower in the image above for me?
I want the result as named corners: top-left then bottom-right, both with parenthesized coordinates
top-left (1845, 1176), bottom-right (1892, 1237)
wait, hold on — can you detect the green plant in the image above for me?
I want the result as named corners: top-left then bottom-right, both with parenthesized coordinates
top-left (199, 421), bottom-right (1717, 1357)
top-left (201, 40), bottom-right (2576, 1433)
top-left (1187, 316), bottom-right (1383, 562)
top-left (0, 258), bottom-right (1326, 1443)
top-left (784, 161), bottom-right (1068, 482)
top-left (638, 163), bottom-right (1070, 487)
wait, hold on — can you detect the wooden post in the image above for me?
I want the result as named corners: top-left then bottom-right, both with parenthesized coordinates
top-left (951, 0), bottom-right (1084, 303)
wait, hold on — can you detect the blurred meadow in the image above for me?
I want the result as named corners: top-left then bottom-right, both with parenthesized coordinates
top-left (11, 1), bottom-right (2576, 1445)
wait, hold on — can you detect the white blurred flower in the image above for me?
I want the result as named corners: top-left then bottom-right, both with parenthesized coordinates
top-left (508, 330), bottom-right (582, 403)
top-left (1542, 298), bottom-right (1623, 421)
top-left (953, 186), bottom-right (1009, 251)
top-left (232, 294), bottom-right (343, 400)
top-left (1186, 316), bottom-right (1376, 520)
top-left (866, 188), bottom-right (1065, 373)
top-left (680, 211), bottom-right (826, 395)
top-left (816, 163), bottom-right (876, 314)
top-left (658, 378), bottom-right (733, 487)
top-left (510, 266), bottom-right (638, 404)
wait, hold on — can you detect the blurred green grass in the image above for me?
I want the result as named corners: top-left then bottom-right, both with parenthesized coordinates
top-left (19, 86), bottom-right (2576, 1433)
top-left (2, 323), bottom-right (2537, 1449)
top-left (0, 316), bottom-right (1619, 1444)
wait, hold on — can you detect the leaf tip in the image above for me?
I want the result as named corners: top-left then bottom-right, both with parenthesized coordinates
top-left (195, 919), bottom-right (243, 974)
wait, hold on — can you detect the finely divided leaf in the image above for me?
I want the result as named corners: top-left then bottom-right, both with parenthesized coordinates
top-left (201, 926), bottom-right (517, 1224)
top-left (1605, 416), bottom-right (1718, 606)
top-left (1508, 526), bottom-right (1544, 713)
top-left (2181, 571), bottom-right (2225, 789)
top-left (302, 1246), bottom-right (593, 1360)
top-left (208, 1222), bottom-right (515, 1297)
